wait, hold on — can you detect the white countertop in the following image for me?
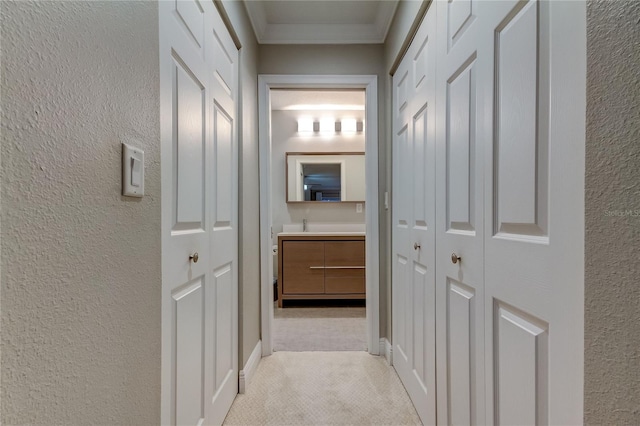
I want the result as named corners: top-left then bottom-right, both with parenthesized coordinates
top-left (281, 223), bottom-right (366, 233)
top-left (278, 231), bottom-right (366, 237)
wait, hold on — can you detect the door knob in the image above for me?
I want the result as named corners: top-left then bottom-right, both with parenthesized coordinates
top-left (189, 252), bottom-right (199, 263)
top-left (451, 253), bottom-right (461, 264)
top-left (414, 243), bottom-right (421, 250)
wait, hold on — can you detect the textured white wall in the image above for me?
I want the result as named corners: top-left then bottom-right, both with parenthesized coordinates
top-left (220, 0), bottom-right (261, 369)
top-left (1, 1), bottom-right (161, 423)
top-left (585, 0), bottom-right (640, 423)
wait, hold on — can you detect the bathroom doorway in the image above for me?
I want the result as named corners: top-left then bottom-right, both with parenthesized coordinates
top-left (258, 75), bottom-right (380, 356)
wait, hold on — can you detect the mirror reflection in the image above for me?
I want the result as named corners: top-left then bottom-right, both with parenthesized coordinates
top-left (302, 163), bottom-right (342, 201)
top-left (286, 152), bottom-right (365, 203)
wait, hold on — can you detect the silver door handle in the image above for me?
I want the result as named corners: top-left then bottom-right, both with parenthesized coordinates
top-left (451, 253), bottom-right (461, 264)
top-left (414, 243), bottom-right (421, 250)
top-left (189, 252), bottom-right (199, 263)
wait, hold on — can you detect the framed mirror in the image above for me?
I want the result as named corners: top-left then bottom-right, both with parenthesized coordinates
top-left (286, 152), bottom-right (365, 203)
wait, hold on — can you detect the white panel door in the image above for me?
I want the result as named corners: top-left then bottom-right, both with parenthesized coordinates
top-left (391, 7), bottom-right (437, 425)
top-left (482, 0), bottom-right (585, 424)
top-left (392, 0), bottom-right (584, 424)
top-left (160, 1), bottom-right (238, 425)
top-left (434, 0), bottom-right (486, 423)
top-left (207, 8), bottom-right (239, 426)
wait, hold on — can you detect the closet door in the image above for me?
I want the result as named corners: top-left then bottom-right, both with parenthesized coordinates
top-left (434, 0), bottom-right (487, 423)
top-left (482, 1), bottom-right (585, 424)
top-left (206, 7), bottom-right (239, 426)
top-left (160, 2), bottom-right (239, 424)
top-left (391, 7), bottom-right (437, 425)
top-left (485, 0), bottom-right (586, 424)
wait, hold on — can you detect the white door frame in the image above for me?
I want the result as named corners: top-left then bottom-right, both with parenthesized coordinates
top-left (258, 74), bottom-right (380, 356)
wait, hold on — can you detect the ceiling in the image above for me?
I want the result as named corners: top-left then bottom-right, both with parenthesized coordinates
top-left (244, 0), bottom-right (399, 44)
top-left (270, 89), bottom-right (365, 111)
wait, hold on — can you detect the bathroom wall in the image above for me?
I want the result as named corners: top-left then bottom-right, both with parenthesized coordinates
top-left (271, 109), bottom-right (366, 277)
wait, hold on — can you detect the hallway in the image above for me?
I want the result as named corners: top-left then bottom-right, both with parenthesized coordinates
top-left (223, 352), bottom-right (420, 425)
top-left (2, 0), bottom-right (638, 424)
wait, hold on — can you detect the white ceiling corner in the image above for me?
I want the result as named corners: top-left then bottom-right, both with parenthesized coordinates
top-left (244, 1), bottom-right (269, 38)
top-left (244, 1), bottom-right (399, 45)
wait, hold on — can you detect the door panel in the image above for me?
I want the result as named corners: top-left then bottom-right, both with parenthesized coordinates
top-left (446, 54), bottom-right (476, 232)
top-left (394, 254), bottom-right (409, 364)
top-left (484, 0), bottom-right (584, 423)
top-left (446, 279), bottom-right (476, 425)
top-left (175, 0), bottom-right (205, 49)
top-left (494, 0), bottom-right (548, 239)
top-left (435, 0), bottom-right (486, 423)
top-left (206, 8), bottom-right (238, 425)
top-left (494, 301), bottom-right (548, 425)
top-left (161, 2), bottom-right (238, 424)
top-left (214, 265), bottom-right (234, 389)
top-left (411, 261), bottom-right (433, 392)
top-left (174, 280), bottom-right (205, 426)
top-left (448, 0), bottom-right (475, 50)
top-left (213, 106), bottom-right (233, 227)
top-left (174, 60), bottom-right (206, 228)
top-left (412, 107), bottom-right (431, 230)
top-left (392, 6), bottom-right (437, 424)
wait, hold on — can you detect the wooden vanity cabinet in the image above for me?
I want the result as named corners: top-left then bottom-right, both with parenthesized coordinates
top-left (277, 235), bottom-right (365, 307)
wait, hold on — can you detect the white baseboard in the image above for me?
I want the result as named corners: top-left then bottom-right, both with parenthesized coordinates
top-left (380, 338), bottom-right (393, 365)
top-left (239, 340), bottom-right (262, 394)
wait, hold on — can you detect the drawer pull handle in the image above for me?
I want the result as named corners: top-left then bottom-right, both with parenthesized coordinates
top-left (309, 266), bottom-right (365, 270)
top-left (324, 266), bottom-right (365, 269)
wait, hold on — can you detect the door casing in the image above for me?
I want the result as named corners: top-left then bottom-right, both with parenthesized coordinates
top-left (258, 75), bottom-right (380, 356)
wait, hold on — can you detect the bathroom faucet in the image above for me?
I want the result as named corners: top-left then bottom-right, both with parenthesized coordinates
top-left (303, 219), bottom-right (307, 232)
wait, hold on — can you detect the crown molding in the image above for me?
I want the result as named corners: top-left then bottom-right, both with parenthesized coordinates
top-left (245, 0), bottom-right (399, 45)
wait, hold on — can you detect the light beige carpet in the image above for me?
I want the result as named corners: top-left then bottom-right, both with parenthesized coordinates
top-left (274, 305), bottom-right (367, 352)
top-left (223, 352), bottom-right (422, 426)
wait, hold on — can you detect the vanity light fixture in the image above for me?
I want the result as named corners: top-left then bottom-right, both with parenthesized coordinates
top-left (341, 118), bottom-right (357, 133)
top-left (297, 118), bottom-right (364, 135)
top-left (297, 117), bottom-right (314, 133)
top-left (319, 117), bottom-right (335, 134)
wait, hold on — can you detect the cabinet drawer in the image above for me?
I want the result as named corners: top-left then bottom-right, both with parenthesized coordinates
top-left (282, 241), bottom-right (324, 294)
top-left (325, 276), bottom-right (365, 294)
top-left (324, 267), bottom-right (365, 278)
top-left (325, 241), bottom-right (365, 267)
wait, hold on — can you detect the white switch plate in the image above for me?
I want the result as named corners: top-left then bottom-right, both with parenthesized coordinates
top-left (122, 142), bottom-right (144, 197)
top-left (356, 203), bottom-right (363, 213)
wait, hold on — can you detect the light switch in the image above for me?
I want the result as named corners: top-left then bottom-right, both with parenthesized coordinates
top-left (131, 157), bottom-right (141, 187)
top-left (356, 203), bottom-right (363, 213)
top-left (122, 142), bottom-right (144, 197)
